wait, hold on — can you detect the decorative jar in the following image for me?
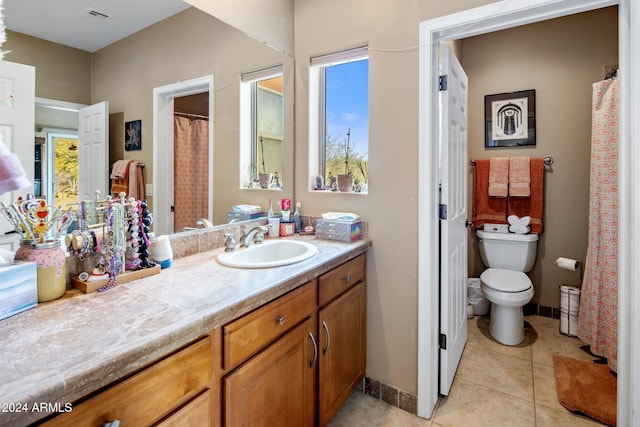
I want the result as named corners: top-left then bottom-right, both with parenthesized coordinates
top-left (22, 240), bottom-right (67, 302)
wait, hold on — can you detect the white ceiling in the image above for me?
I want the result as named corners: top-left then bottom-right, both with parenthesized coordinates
top-left (3, 0), bottom-right (192, 52)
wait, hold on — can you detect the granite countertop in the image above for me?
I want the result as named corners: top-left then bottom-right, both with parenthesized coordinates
top-left (0, 235), bottom-right (371, 426)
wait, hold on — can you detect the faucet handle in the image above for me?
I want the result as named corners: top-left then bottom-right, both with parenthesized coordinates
top-left (224, 233), bottom-right (237, 252)
top-left (254, 228), bottom-right (268, 244)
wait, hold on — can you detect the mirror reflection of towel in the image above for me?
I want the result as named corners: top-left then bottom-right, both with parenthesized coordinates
top-left (127, 162), bottom-right (145, 200)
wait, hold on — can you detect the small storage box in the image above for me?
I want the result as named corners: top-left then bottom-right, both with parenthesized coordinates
top-left (0, 261), bottom-right (38, 321)
top-left (315, 219), bottom-right (362, 242)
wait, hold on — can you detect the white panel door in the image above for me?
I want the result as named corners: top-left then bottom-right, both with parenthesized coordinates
top-left (439, 44), bottom-right (469, 396)
top-left (78, 102), bottom-right (109, 201)
top-left (0, 61), bottom-right (35, 252)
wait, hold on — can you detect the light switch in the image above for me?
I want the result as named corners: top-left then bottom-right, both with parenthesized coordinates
top-left (146, 183), bottom-right (153, 196)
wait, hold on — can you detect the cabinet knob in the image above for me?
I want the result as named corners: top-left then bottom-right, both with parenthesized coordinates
top-left (276, 315), bottom-right (287, 326)
top-left (344, 274), bottom-right (352, 282)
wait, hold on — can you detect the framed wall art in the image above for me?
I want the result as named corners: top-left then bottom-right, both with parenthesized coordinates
top-left (484, 89), bottom-right (535, 147)
top-left (125, 119), bottom-right (142, 151)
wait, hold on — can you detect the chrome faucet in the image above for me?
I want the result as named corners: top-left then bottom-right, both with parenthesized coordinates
top-left (239, 226), bottom-right (269, 247)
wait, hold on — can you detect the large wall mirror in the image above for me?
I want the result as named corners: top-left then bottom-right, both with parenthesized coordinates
top-left (8, 5), bottom-right (295, 237)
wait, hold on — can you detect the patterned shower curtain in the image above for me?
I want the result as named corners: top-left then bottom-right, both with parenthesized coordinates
top-left (577, 77), bottom-right (619, 372)
top-left (173, 116), bottom-right (209, 231)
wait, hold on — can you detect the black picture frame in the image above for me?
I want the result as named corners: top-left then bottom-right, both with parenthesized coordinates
top-left (484, 89), bottom-right (535, 147)
top-left (125, 119), bottom-right (142, 151)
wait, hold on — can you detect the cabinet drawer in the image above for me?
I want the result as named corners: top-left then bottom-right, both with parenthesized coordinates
top-left (319, 254), bottom-right (365, 307)
top-left (223, 280), bottom-right (316, 370)
top-left (42, 337), bottom-right (211, 427)
top-left (155, 389), bottom-right (211, 427)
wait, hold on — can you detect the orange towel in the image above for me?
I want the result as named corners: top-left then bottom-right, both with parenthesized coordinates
top-left (488, 157), bottom-right (509, 197)
top-left (509, 156), bottom-right (531, 197)
top-left (472, 159), bottom-right (508, 230)
top-left (508, 157), bottom-right (544, 234)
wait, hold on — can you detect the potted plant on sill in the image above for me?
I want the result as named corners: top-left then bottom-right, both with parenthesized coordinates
top-left (258, 135), bottom-right (272, 188)
top-left (337, 128), bottom-right (354, 192)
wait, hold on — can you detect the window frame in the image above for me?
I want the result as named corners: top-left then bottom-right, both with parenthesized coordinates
top-left (309, 46), bottom-right (369, 193)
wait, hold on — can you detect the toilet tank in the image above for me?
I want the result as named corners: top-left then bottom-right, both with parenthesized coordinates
top-left (476, 230), bottom-right (539, 272)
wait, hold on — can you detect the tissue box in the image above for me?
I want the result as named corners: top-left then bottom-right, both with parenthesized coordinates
top-left (0, 261), bottom-right (38, 321)
top-left (315, 219), bottom-right (362, 242)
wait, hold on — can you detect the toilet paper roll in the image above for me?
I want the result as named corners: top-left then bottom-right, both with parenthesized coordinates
top-left (560, 313), bottom-right (579, 336)
top-left (560, 285), bottom-right (581, 312)
top-left (555, 257), bottom-right (580, 271)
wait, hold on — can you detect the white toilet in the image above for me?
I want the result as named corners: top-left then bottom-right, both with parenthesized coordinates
top-left (476, 230), bottom-right (539, 345)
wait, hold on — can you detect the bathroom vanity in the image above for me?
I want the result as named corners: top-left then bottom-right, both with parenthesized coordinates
top-left (0, 235), bottom-right (370, 426)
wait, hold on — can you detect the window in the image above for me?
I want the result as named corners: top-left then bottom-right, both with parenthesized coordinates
top-left (240, 66), bottom-right (284, 189)
top-left (310, 47), bottom-right (369, 193)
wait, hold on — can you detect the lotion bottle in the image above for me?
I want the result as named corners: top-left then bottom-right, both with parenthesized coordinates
top-left (293, 202), bottom-right (302, 232)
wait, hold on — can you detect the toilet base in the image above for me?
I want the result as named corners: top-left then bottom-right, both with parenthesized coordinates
top-left (489, 302), bottom-right (525, 346)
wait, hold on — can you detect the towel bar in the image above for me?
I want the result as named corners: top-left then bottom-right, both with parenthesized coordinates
top-left (469, 156), bottom-right (553, 166)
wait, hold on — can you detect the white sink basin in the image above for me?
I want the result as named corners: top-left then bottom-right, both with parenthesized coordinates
top-left (217, 240), bottom-right (318, 268)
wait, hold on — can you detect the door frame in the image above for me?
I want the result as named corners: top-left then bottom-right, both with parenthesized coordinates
top-left (152, 75), bottom-right (214, 235)
top-left (418, 0), bottom-right (638, 423)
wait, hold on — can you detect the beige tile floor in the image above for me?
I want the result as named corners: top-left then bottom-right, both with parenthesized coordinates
top-left (330, 315), bottom-right (607, 427)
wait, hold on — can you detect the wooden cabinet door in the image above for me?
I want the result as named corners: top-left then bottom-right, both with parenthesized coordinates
top-left (224, 318), bottom-right (317, 427)
top-left (318, 281), bottom-right (366, 426)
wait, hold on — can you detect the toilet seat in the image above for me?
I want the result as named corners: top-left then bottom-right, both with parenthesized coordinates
top-left (480, 268), bottom-right (532, 293)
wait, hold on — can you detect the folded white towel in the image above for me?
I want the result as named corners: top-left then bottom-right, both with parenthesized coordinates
top-left (509, 224), bottom-right (531, 234)
top-left (508, 215), bottom-right (531, 227)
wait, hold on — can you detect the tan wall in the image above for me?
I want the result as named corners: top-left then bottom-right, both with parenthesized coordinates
top-left (295, 0), bottom-right (617, 396)
top-left (90, 8), bottom-right (293, 224)
top-left (295, 0), bottom-right (433, 395)
top-left (3, 30), bottom-right (91, 104)
top-left (463, 8), bottom-right (618, 307)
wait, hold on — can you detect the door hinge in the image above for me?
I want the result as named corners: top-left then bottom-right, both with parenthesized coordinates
top-left (439, 75), bottom-right (448, 91)
top-left (439, 333), bottom-right (447, 350)
top-left (439, 204), bottom-right (447, 220)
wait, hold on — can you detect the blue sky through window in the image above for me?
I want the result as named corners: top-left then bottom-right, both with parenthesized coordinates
top-left (325, 59), bottom-right (369, 160)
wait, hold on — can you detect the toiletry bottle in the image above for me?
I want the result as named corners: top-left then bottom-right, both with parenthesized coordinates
top-left (268, 198), bottom-right (275, 217)
top-left (293, 202), bottom-right (302, 232)
top-left (281, 198), bottom-right (291, 221)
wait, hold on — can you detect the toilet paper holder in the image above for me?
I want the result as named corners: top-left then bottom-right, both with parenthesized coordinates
top-left (554, 257), bottom-right (583, 284)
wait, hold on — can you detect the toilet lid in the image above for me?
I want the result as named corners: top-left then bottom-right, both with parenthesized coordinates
top-left (480, 268), bottom-right (532, 293)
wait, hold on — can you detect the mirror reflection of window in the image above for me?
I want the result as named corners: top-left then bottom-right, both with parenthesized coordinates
top-left (240, 67), bottom-right (284, 189)
top-left (51, 135), bottom-right (79, 207)
top-left (35, 103), bottom-right (80, 209)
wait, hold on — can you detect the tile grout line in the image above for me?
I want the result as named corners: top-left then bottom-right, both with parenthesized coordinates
top-left (528, 326), bottom-right (539, 426)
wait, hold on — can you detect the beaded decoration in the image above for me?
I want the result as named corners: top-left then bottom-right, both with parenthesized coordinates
top-left (99, 197), bottom-right (125, 292)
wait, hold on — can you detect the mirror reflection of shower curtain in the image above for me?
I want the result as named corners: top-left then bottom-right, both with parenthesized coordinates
top-left (577, 76), bottom-right (619, 372)
top-left (173, 116), bottom-right (209, 231)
